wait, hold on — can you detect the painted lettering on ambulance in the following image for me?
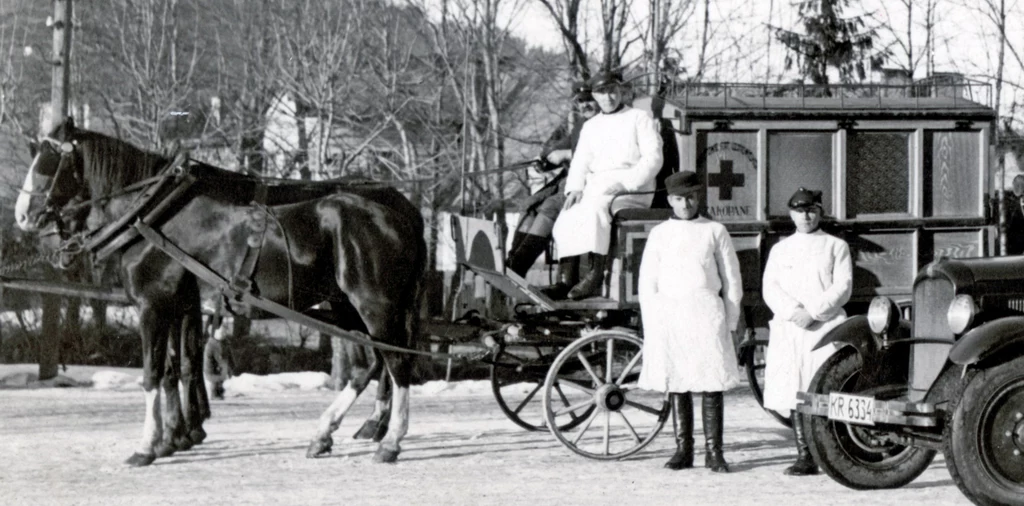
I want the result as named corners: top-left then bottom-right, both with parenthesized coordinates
top-left (699, 136), bottom-right (758, 221)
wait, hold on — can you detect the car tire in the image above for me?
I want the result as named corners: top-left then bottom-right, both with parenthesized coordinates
top-left (804, 347), bottom-right (936, 489)
top-left (943, 355), bottom-right (1024, 506)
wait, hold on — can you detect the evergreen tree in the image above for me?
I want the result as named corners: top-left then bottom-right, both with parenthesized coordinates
top-left (773, 0), bottom-right (888, 85)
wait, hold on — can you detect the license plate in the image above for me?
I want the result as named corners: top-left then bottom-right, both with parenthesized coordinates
top-left (827, 393), bottom-right (876, 426)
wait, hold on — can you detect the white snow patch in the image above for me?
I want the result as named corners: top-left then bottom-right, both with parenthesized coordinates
top-left (224, 372), bottom-right (331, 393)
top-left (411, 379), bottom-right (494, 396)
top-left (91, 370), bottom-right (142, 391)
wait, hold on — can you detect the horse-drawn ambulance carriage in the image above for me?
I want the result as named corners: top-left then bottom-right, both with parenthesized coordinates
top-left (449, 77), bottom-right (1000, 459)
top-left (10, 76), bottom-right (1001, 471)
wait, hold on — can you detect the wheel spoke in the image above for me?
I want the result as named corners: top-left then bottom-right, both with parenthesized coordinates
top-left (553, 383), bottom-right (587, 422)
top-left (571, 409), bottom-right (601, 445)
top-left (512, 383), bottom-right (543, 415)
top-left (556, 378), bottom-right (596, 395)
top-left (615, 352), bottom-right (643, 386)
top-left (603, 411), bottom-right (611, 455)
top-left (623, 397), bottom-right (664, 416)
top-left (615, 411), bottom-right (641, 443)
top-left (553, 398), bottom-right (596, 418)
top-left (605, 338), bottom-right (614, 384)
top-left (575, 352), bottom-right (603, 386)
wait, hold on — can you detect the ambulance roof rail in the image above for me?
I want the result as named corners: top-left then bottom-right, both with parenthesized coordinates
top-left (624, 74), bottom-right (993, 111)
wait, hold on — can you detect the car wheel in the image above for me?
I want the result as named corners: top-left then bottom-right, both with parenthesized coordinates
top-left (804, 347), bottom-right (936, 489)
top-left (943, 355), bottom-right (1024, 506)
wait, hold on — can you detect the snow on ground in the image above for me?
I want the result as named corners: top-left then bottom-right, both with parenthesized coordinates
top-left (0, 364), bottom-right (971, 506)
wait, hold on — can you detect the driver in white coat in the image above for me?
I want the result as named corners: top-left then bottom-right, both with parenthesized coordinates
top-left (551, 70), bottom-right (663, 300)
top-left (762, 187), bottom-right (853, 476)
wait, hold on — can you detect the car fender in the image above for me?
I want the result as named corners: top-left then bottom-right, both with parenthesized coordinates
top-left (949, 316), bottom-right (1024, 366)
top-left (812, 315), bottom-right (882, 361)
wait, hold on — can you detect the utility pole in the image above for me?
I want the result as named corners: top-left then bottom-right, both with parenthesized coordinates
top-left (38, 0), bottom-right (74, 381)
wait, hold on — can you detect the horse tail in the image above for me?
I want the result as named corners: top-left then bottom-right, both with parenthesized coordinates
top-left (403, 231), bottom-right (428, 350)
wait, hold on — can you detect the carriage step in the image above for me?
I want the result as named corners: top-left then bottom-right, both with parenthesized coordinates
top-left (460, 263), bottom-right (556, 311)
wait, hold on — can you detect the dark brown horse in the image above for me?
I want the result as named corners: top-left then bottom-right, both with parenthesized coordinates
top-left (15, 119), bottom-right (425, 465)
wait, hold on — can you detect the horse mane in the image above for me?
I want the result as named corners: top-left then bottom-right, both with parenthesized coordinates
top-left (75, 131), bottom-right (170, 197)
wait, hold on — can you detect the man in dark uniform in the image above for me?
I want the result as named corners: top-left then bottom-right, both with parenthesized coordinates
top-left (1008, 174), bottom-right (1024, 255)
top-left (505, 82), bottom-right (599, 298)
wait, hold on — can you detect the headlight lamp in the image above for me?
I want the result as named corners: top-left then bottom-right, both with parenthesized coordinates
top-left (867, 296), bottom-right (897, 335)
top-left (947, 295), bottom-right (977, 335)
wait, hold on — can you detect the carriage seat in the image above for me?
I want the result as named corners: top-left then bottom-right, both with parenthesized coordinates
top-left (611, 186), bottom-right (674, 223)
top-left (613, 207), bottom-right (674, 222)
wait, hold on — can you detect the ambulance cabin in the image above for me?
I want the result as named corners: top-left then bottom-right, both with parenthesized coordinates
top-left (610, 79), bottom-right (998, 328)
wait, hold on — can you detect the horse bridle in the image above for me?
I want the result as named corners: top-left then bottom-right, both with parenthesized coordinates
top-left (26, 136), bottom-right (81, 239)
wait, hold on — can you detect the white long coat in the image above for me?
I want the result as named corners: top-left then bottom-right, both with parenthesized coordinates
top-left (552, 106), bottom-right (663, 257)
top-left (761, 230), bottom-right (853, 413)
top-left (637, 218), bottom-right (744, 393)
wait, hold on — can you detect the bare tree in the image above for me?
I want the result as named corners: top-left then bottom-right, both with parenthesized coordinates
top-left (76, 0), bottom-right (206, 148)
top-left (536, 0), bottom-right (592, 80)
top-left (600, 0), bottom-right (635, 72)
top-left (873, 0), bottom-right (949, 79)
top-left (641, 0), bottom-right (696, 92)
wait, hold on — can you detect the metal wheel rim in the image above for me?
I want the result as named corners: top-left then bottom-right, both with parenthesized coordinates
top-left (830, 365), bottom-right (912, 466)
top-left (977, 377), bottom-right (1024, 488)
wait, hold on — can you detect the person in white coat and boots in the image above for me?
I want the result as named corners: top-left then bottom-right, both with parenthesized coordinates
top-left (552, 70), bottom-right (663, 300)
top-left (762, 188), bottom-right (853, 476)
top-left (637, 171), bottom-right (743, 472)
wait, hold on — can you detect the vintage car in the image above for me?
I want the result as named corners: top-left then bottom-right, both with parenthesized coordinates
top-left (796, 254), bottom-right (1024, 505)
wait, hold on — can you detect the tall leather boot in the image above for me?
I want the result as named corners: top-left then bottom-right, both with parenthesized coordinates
top-left (509, 231), bottom-right (528, 257)
top-left (506, 233), bottom-right (549, 277)
top-left (567, 253), bottom-right (606, 300)
top-left (539, 256), bottom-right (578, 300)
top-left (784, 412), bottom-right (819, 476)
top-left (703, 392), bottom-right (729, 473)
top-left (664, 392), bottom-right (694, 470)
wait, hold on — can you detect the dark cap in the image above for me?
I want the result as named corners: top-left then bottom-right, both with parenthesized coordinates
top-left (587, 70), bottom-right (624, 91)
top-left (572, 81), bottom-right (593, 102)
top-left (788, 187), bottom-right (823, 210)
top-left (665, 171), bottom-right (703, 196)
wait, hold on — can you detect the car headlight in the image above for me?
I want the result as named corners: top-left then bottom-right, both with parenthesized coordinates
top-left (947, 294), bottom-right (977, 335)
top-left (867, 296), bottom-right (897, 334)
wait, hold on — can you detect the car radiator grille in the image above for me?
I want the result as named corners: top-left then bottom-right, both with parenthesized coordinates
top-left (910, 278), bottom-right (955, 395)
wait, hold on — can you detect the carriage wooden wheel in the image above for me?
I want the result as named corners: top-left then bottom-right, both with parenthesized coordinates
top-left (738, 332), bottom-right (792, 428)
top-left (490, 341), bottom-right (595, 432)
top-left (541, 329), bottom-right (669, 460)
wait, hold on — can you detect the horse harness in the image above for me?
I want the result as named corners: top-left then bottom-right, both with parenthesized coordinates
top-left (54, 153), bottom-right (487, 361)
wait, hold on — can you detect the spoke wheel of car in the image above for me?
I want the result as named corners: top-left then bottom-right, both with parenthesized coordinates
top-left (943, 355), bottom-right (1024, 506)
top-left (804, 347), bottom-right (936, 490)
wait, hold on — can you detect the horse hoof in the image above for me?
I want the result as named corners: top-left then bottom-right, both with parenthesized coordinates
top-left (305, 438), bottom-right (333, 459)
top-left (125, 453), bottom-right (156, 467)
top-left (188, 428), bottom-right (207, 445)
top-left (154, 441), bottom-right (176, 458)
top-left (173, 435), bottom-right (194, 452)
top-left (371, 421), bottom-right (390, 443)
top-left (372, 446), bottom-right (400, 464)
top-left (352, 419), bottom-right (378, 440)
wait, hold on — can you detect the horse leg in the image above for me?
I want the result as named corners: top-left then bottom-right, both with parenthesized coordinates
top-left (179, 289), bottom-right (207, 446)
top-left (306, 349), bottom-right (381, 458)
top-left (157, 323), bottom-right (192, 456)
top-left (373, 353), bottom-right (411, 464)
top-left (353, 351), bottom-right (392, 441)
top-left (125, 306), bottom-right (168, 467)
